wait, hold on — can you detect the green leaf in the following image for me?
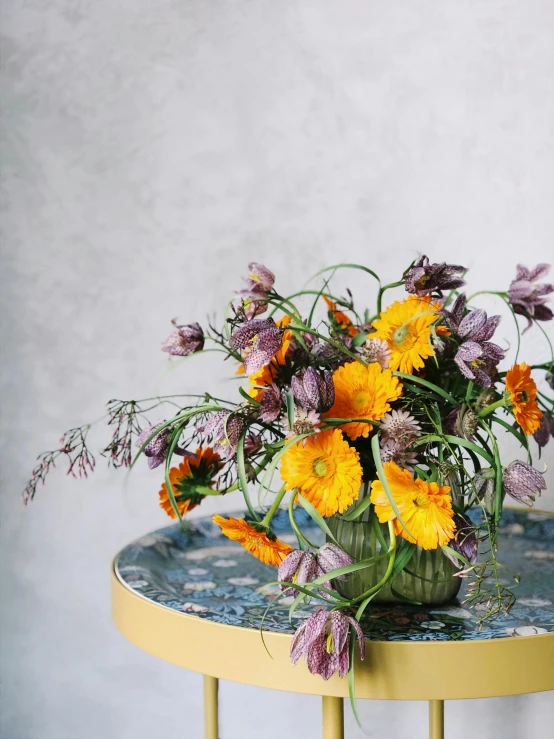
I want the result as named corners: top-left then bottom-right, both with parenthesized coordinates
top-left (393, 371), bottom-right (458, 405)
top-left (285, 389), bottom-right (295, 430)
top-left (391, 541), bottom-right (416, 580)
top-left (412, 434), bottom-right (495, 466)
top-left (309, 552), bottom-right (390, 585)
top-left (236, 431), bottom-right (260, 521)
top-left (310, 263), bottom-right (381, 286)
top-left (297, 495), bottom-right (340, 545)
top-left (370, 434), bottom-right (414, 538)
top-left (441, 545), bottom-right (472, 568)
top-left (348, 640), bottom-right (361, 727)
top-left (238, 386), bottom-right (259, 405)
top-left (350, 332), bottom-right (369, 347)
top-left (339, 485), bottom-right (372, 521)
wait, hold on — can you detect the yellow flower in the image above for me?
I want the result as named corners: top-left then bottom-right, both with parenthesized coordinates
top-left (212, 515), bottom-right (293, 566)
top-left (370, 461), bottom-right (456, 549)
top-left (372, 295), bottom-right (445, 374)
top-left (159, 447), bottom-right (222, 519)
top-left (280, 429), bottom-right (363, 517)
top-left (323, 361), bottom-right (403, 440)
top-left (505, 362), bottom-right (542, 435)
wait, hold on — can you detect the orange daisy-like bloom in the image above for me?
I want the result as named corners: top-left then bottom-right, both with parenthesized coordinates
top-left (322, 361), bottom-right (403, 440)
top-left (280, 429), bottom-right (363, 517)
top-left (370, 461), bottom-right (456, 550)
top-left (212, 515), bottom-right (293, 566)
top-left (505, 362), bottom-right (543, 435)
top-left (324, 296), bottom-right (358, 337)
top-left (372, 295), bottom-right (445, 374)
top-left (159, 447), bottom-right (222, 519)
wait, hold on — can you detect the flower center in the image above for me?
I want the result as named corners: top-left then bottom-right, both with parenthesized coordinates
top-left (312, 458), bottom-right (328, 478)
top-left (414, 492), bottom-right (431, 508)
top-left (352, 390), bottom-right (371, 411)
top-left (392, 324), bottom-right (411, 347)
top-left (326, 632), bottom-right (335, 654)
top-left (516, 390), bottom-right (529, 403)
top-left (470, 358), bottom-right (484, 368)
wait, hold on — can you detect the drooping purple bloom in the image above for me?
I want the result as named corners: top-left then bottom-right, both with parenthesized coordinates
top-left (259, 383), bottom-right (283, 422)
top-left (135, 424), bottom-right (191, 469)
top-left (508, 263), bottom-right (553, 329)
top-left (445, 404), bottom-right (479, 440)
top-left (162, 321), bottom-right (204, 356)
top-left (443, 513), bottom-right (478, 569)
top-left (278, 550), bottom-right (318, 596)
top-left (503, 460), bottom-right (546, 506)
top-left (237, 263), bottom-right (275, 300)
top-left (316, 544), bottom-right (353, 581)
top-left (473, 468), bottom-right (497, 514)
top-left (198, 410), bottom-right (246, 459)
top-left (404, 255), bottom-right (466, 297)
top-left (533, 415), bottom-right (553, 448)
top-left (445, 294), bottom-right (505, 387)
top-left (291, 368), bottom-right (334, 413)
top-left (230, 318), bottom-right (284, 375)
top-left (290, 608), bottom-right (365, 680)
top-left (243, 433), bottom-right (262, 456)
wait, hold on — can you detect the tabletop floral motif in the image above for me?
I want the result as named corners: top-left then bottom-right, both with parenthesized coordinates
top-left (116, 508), bottom-right (554, 641)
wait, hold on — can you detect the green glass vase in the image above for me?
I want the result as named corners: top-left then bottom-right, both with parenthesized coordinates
top-left (327, 488), bottom-right (461, 605)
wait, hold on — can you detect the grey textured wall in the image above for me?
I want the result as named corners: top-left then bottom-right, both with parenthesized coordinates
top-left (1, 1), bottom-right (553, 737)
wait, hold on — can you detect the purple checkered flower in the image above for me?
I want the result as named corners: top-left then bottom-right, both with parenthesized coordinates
top-left (533, 415), bottom-right (553, 448)
top-left (230, 318), bottom-right (284, 375)
top-left (197, 410), bottom-right (246, 459)
top-left (316, 544), bottom-right (353, 581)
top-left (237, 263), bottom-right (275, 300)
top-left (259, 383), bottom-right (283, 422)
top-left (508, 263), bottom-right (553, 330)
top-left (443, 513), bottom-right (478, 569)
top-left (290, 608), bottom-right (365, 680)
top-left (291, 367), bottom-right (334, 413)
top-left (404, 255), bottom-right (466, 297)
top-left (278, 550), bottom-right (318, 596)
top-left (503, 460), bottom-right (546, 507)
top-left (445, 294), bottom-right (505, 387)
top-left (162, 321), bottom-right (204, 356)
top-left (135, 425), bottom-right (171, 469)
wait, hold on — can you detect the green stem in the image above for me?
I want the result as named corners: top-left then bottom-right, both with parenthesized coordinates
top-left (353, 521), bottom-right (397, 606)
top-left (465, 380), bottom-right (474, 404)
top-left (288, 493), bottom-right (318, 549)
top-left (466, 290), bottom-right (508, 302)
top-left (261, 485), bottom-right (288, 526)
top-left (478, 398), bottom-right (507, 418)
top-left (376, 280), bottom-right (404, 317)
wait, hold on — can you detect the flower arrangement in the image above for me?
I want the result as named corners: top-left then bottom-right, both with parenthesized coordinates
top-left (24, 258), bottom-right (553, 689)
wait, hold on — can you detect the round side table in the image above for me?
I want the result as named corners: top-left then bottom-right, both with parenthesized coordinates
top-left (112, 508), bottom-right (554, 739)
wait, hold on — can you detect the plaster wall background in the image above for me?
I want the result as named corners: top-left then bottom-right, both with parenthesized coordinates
top-left (1, 1), bottom-right (553, 737)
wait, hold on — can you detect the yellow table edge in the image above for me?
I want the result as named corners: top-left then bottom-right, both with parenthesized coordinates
top-left (111, 564), bottom-right (554, 701)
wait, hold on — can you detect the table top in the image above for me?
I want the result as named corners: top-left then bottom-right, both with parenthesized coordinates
top-left (112, 507), bottom-right (554, 700)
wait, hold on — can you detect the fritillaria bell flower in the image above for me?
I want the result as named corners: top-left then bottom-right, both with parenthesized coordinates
top-left (533, 415), bottom-right (554, 448)
top-left (259, 383), bottom-right (283, 423)
top-left (291, 608), bottom-right (365, 680)
top-left (291, 367), bottom-right (335, 413)
top-left (503, 461), bottom-right (546, 506)
top-left (230, 318), bottom-right (284, 375)
top-left (237, 263), bottom-right (276, 318)
top-left (508, 263), bottom-right (553, 330)
top-left (198, 410), bottom-right (246, 459)
top-left (316, 543), bottom-right (353, 580)
top-left (404, 255), bottom-right (466, 297)
top-left (444, 513), bottom-right (478, 570)
top-left (445, 294), bottom-right (505, 387)
top-left (136, 424), bottom-right (171, 469)
top-left (278, 550), bottom-right (318, 596)
top-left (162, 320), bottom-right (204, 356)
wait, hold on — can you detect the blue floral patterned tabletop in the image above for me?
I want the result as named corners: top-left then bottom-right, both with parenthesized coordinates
top-left (115, 508), bottom-right (554, 642)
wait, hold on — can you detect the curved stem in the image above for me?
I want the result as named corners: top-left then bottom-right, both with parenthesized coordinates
top-left (478, 398), bottom-right (507, 418)
top-left (376, 280), bottom-right (404, 317)
top-left (261, 485), bottom-right (288, 526)
top-left (352, 521), bottom-right (397, 605)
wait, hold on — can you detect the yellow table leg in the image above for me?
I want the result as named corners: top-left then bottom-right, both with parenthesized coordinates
top-left (429, 699), bottom-right (444, 739)
top-left (203, 675), bottom-right (219, 739)
top-left (322, 695), bottom-right (344, 739)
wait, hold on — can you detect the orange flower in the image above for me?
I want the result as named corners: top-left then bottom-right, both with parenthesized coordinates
top-left (323, 361), bottom-right (403, 440)
top-left (370, 461), bottom-right (456, 549)
top-left (505, 362), bottom-right (542, 435)
top-left (372, 295), bottom-right (446, 374)
top-left (158, 447), bottom-right (221, 518)
top-left (324, 296), bottom-right (358, 337)
top-left (280, 429), bottom-right (363, 517)
top-left (212, 515), bottom-right (293, 566)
